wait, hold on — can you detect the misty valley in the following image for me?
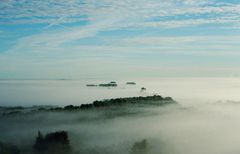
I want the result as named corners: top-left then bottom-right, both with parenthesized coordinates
top-left (2, 94), bottom-right (240, 154)
top-left (1, 95), bottom-right (177, 154)
top-left (1, 0), bottom-right (240, 153)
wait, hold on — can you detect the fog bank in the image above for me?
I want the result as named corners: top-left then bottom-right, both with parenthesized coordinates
top-left (1, 101), bottom-right (240, 154)
top-left (1, 78), bottom-right (240, 106)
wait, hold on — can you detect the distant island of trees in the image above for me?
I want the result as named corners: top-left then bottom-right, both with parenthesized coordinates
top-left (126, 82), bottom-right (136, 85)
top-left (86, 81), bottom-right (137, 87)
top-left (86, 81), bottom-right (117, 87)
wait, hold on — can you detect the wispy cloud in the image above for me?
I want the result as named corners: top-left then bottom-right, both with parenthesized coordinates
top-left (1, 0), bottom-right (240, 27)
top-left (2, 0), bottom-right (238, 51)
top-left (1, 0), bottom-right (240, 78)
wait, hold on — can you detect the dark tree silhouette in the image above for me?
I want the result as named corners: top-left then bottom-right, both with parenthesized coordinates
top-left (33, 131), bottom-right (72, 154)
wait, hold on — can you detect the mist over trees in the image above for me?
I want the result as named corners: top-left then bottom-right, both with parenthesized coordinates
top-left (0, 95), bottom-right (179, 154)
top-left (33, 131), bottom-right (71, 154)
top-left (0, 131), bottom-right (72, 154)
top-left (54, 95), bottom-right (175, 111)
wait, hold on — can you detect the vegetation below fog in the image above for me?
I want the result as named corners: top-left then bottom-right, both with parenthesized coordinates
top-left (0, 95), bottom-right (176, 115)
top-left (64, 95), bottom-right (175, 110)
top-left (2, 94), bottom-right (240, 154)
top-left (0, 95), bottom-right (178, 154)
top-left (0, 130), bottom-right (151, 154)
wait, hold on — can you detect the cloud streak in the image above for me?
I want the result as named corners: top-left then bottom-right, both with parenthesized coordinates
top-left (1, 0), bottom-right (240, 78)
top-left (1, 0), bottom-right (240, 27)
top-left (3, 0), bottom-right (238, 51)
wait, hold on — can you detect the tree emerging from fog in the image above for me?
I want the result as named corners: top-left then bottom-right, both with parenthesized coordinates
top-left (33, 131), bottom-right (72, 154)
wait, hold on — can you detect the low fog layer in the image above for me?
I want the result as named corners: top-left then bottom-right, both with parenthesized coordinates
top-left (2, 101), bottom-right (240, 154)
top-left (1, 78), bottom-right (240, 106)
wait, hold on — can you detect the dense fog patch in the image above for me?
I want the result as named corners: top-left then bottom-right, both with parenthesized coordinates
top-left (2, 101), bottom-right (240, 154)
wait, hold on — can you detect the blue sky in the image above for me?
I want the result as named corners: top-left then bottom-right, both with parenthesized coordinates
top-left (0, 0), bottom-right (240, 79)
